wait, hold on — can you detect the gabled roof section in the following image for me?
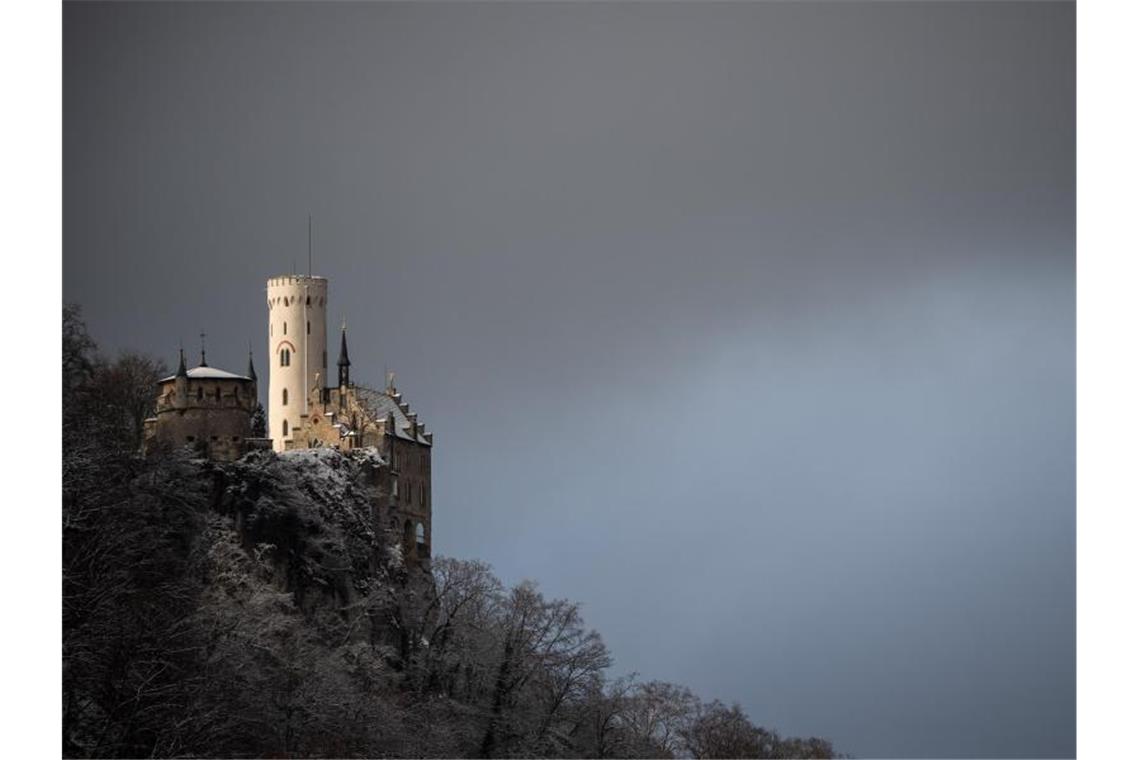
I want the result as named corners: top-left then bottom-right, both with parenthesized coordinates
top-left (353, 385), bottom-right (433, 446)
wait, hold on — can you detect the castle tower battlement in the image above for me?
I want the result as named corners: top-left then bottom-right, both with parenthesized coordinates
top-left (267, 275), bottom-right (328, 451)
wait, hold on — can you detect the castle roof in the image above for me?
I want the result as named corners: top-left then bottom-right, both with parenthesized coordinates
top-left (337, 325), bottom-right (351, 367)
top-left (353, 385), bottom-right (433, 446)
top-left (159, 365), bottom-right (254, 383)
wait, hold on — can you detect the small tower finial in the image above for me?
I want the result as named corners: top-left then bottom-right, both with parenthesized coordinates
top-left (199, 330), bottom-right (208, 367)
top-left (176, 343), bottom-right (188, 378)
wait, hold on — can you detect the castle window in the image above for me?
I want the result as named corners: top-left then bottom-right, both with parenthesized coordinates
top-left (282, 388), bottom-right (288, 405)
top-left (416, 522), bottom-right (425, 544)
top-left (215, 387), bottom-right (221, 402)
top-left (280, 348), bottom-right (291, 367)
top-left (307, 320), bottom-right (310, 335)
top-left (322, 350), bottom-right (327, 368)
top-left (306, 296), bottom-right (311, 306)
top-left (186, 435), bottom-right (195, 442)
top-left (419, 484), bottom-right (425, 507)
top-left (283, 321), bottom-right (287, 335)
top-left (197, 387), bottom-right (203, 401)
top-left (283, 419), bottom-right (289, 437)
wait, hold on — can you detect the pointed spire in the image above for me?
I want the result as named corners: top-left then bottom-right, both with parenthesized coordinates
top-left (247, 343), bottom-right (257, 382)
top-left (199, 330), bottom-right (208, 367)
top-left (338, 319), bottom-right (351, 367)
top-left (337, 320), bottom-right (351, 388)
top-left (176, 345), bottom-right (188, 378)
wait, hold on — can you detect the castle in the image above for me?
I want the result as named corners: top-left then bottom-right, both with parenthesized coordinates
top-left (143, 273), bottom-right (434, 563)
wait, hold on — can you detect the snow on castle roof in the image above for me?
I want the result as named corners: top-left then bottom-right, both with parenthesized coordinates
top-left (159, 366), bottom-right (253, 383)
top-left (353, 385), bottom-right (433, 446)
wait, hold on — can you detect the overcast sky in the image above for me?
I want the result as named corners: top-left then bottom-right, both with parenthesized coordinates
top-left (64, 2), bottom-right (1074, 757)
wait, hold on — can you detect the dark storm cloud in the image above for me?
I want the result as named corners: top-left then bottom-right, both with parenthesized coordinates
top-left (64, 2), bottom-right (1074, 756)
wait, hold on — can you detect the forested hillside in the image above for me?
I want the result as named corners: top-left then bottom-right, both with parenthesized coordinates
top-left (62, 306), bottom-right (839, 759)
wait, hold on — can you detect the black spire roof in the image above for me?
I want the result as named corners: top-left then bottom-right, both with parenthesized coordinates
top-left (338, 324), bottom-right (351, 367)
top-left (176, 347), bottom-right (188, 378)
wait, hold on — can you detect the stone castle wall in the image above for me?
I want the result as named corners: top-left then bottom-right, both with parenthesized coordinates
top-left (145, 376), bottom-right (257, 461)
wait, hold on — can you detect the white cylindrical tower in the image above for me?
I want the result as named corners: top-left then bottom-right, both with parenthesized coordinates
top-left (267, 275), bottom-right (328, 451)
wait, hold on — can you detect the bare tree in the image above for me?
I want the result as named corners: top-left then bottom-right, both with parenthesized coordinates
top-left (480, 581), bottom-right (611, 757)
top-left (618, 680), bottom-right (702, 758)
top-left (414, 557), bottom-right (504, 699)
top-left (681, 700), bottom-right (779, 759)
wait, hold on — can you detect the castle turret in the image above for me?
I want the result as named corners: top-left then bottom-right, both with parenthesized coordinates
top-left (267, 275), bottom-right (328, 451)
top-left (174, 347), bottom-right (189, 409)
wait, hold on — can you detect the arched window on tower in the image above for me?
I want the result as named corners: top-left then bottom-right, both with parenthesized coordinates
top-left (215, 387), bottom-right (221, 402)
top-left (282, 419), bottom-right (289, 438)
top-left (283, 322), bottom-right (287, 335)
top-left (197, 386), bottom-right (203, 401)
top-left (280, 348), bottom-right (291, 367)
top-left (282, 388), bottom-right (288, 405)
top-left (307, 320), bottom-right (311, 335)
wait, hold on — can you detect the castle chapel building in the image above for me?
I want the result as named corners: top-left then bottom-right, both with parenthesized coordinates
top-left (267, 274), bottom-right (434, 561)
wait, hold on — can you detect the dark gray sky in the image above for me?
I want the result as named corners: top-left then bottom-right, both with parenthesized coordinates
top-left (64, 2), bottom-right (1074, 757)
